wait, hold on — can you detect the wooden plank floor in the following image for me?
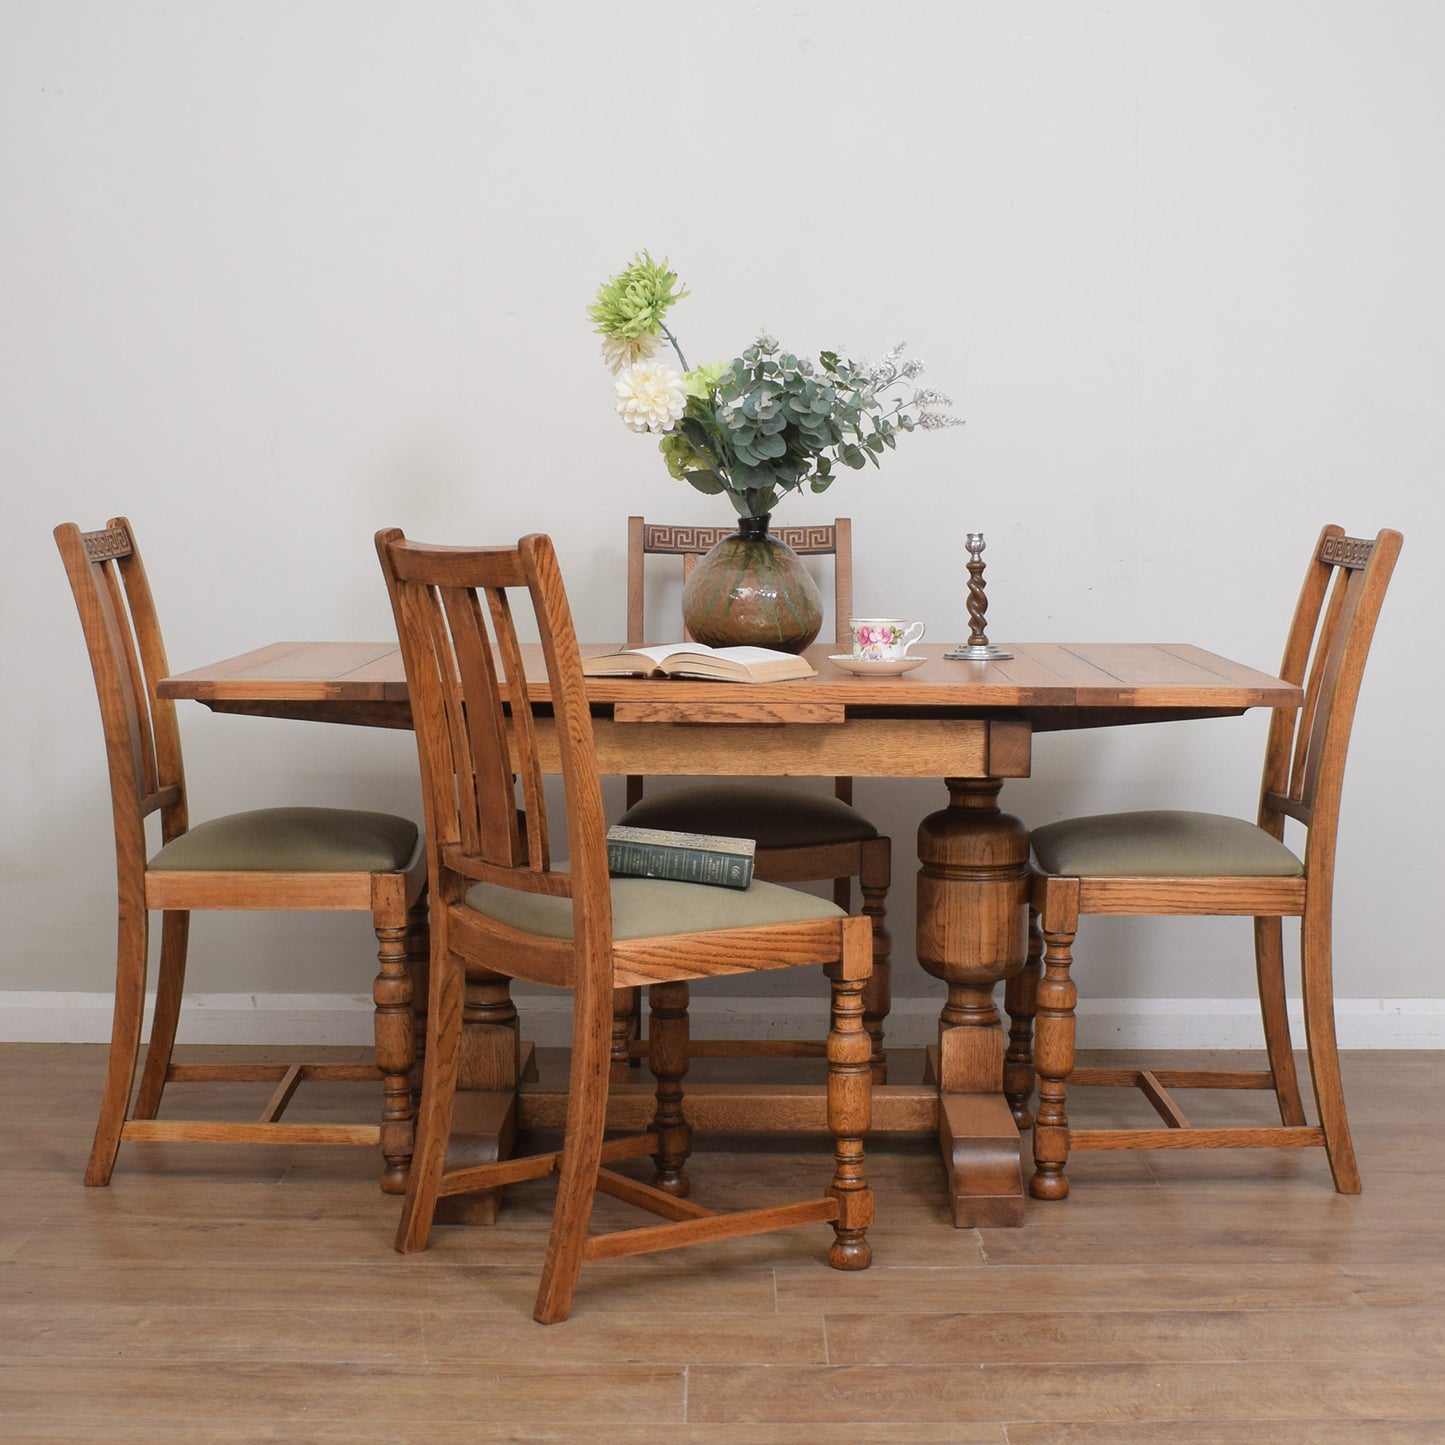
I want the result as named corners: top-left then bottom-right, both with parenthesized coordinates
top-left (3, 1043), bottom-right (1444, 1442)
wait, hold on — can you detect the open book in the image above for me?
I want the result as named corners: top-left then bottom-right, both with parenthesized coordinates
top-left (580, 642), bottom-right (816, 683)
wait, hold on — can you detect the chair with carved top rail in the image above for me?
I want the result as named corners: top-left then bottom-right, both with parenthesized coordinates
top-left (56, 517), bottom-right (428, 1193)
top-left (1018, 525), bottom-right (1402, 1198)
top-left (376, 526), bottom-right (873, 1323)
top-left (614, 515), bottom-right (893, 1082)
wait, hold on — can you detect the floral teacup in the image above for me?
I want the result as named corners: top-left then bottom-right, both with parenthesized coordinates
top-left (850, 617), bottom-right (926, 661)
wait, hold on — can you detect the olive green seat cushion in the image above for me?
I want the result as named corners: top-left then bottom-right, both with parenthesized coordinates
top-left (619, 782), bottom-right (878, 849)
top-left (465, 872), bottom-right (845, 942)
top-left (1030, 810), bottom-right (1303, 879)
top-left (149, 807), bottom-right (419, 873)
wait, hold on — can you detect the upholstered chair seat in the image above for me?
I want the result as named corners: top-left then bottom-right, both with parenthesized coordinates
top-left (150, 807), bottom-right (419, 873)
top-left (619, 782), bottom-right (879, 850)
top-left (1029, 810), bottom-right (1303, 880)
top-left (465, 871), bottom-right (844, 941)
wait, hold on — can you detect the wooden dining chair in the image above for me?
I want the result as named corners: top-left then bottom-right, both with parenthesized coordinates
top-left (1020, 525), bottom-right (1402, 1199)
top-left (615, 515), bottom-right (892, 1080)
top-left (56, 518), bottom-right (428, 1193)
top-left (375, 527), bottom-right (873, 1324)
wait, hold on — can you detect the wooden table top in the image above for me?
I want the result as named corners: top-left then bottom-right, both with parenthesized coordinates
top-left (159, 640), bottom-right (1299, 734)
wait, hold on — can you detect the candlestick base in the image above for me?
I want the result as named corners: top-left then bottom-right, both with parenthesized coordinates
top-left (944, 643), bottom-right (1014, 661)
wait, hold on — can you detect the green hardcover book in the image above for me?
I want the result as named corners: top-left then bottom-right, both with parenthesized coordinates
top-left (605, 824), bottom-right (756, 890)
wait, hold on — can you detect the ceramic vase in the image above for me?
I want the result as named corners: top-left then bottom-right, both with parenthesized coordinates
top-left (680, 514), bottom-right (823, 654)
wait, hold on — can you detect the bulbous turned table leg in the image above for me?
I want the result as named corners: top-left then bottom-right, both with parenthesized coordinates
top-left (916, 777), bottom-right (1031, 1227)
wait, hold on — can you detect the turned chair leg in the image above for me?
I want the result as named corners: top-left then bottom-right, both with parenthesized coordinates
top-left (648, 980), bottom-right (692, 1198)
top-left (859, 835), bottom-right (892, 1083)
top-left (373, 910), bottom-right (417, 1195)
top-left (610, 985), bottom-right (640, 1083)
top-left (1030, 886), bottom-right (1079, 1202)
top-left (824, 933), bottom-right (873, 1269)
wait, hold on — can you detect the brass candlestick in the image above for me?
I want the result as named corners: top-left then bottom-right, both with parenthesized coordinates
top-left (944, 532), bottom-right (1013, 661)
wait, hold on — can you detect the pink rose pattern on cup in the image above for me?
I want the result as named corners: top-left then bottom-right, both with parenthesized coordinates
top-left (855, 623), bottom-right (905, 659)
top-left (851, 619), bottom-right (925, 661)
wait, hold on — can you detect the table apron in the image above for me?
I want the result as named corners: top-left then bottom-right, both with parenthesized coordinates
top-left (531, 716), bottom-right (1032, 779)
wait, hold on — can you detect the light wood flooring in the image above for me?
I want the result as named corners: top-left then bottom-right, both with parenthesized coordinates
top-left (3, 1043), bottom-right (1444, 1442)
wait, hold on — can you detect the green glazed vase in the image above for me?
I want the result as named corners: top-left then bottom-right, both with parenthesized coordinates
top-left (680, 514), bottom-right (823, 655)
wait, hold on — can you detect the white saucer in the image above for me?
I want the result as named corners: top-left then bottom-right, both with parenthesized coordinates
top-left (828, 654), bottom-right (927, 677)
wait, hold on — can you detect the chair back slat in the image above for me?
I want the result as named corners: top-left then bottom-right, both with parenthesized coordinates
top-left (524, 533), bottom-right (612, 890)
top-left (1259, 527), bottom-right (1402, 851)
top-left (378, 531), bottom-right (610, 930)
top-left (485, 585), bottom-right (552, 871)
top-left (56, 518), bottom-right (189, 851)
top-left (1283, 566), bottom-right (1346, 811)
top-left (1295, 564), bottom-right (1364, 812)
top-left (91, 556), bottom-right (153, 802)
top-left (433, 582), bottom-right (521, 866)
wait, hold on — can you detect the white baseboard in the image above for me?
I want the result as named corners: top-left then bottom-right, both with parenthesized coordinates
top-left (3, 991), bottom-right (1442, 1049)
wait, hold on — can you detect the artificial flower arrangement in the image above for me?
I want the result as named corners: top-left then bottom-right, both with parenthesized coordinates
top-left (590, 252), bottom-right (961, 522)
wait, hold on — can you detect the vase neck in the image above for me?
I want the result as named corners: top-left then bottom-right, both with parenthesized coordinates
top-left (738, 513), bottom-right (771, 540)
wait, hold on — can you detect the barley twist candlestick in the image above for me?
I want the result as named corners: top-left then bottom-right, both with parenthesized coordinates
top-left (944, 532), bottom-right (1013, 661)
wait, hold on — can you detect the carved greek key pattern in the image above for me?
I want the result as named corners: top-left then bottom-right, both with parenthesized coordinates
top-left (643, 522), bottom-right (837, 556)
top-left (1319, 534), bottom-right (1374, 569)
top-left (773, 524), bottom-right (839, 554)
top-left (82, 526), bottom-right (133, 563)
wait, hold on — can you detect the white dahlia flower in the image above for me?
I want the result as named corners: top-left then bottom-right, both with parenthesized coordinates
top-left (614, 360), bottom-right (688, 434)
top-left (600, 330), bottom-right (663, 372)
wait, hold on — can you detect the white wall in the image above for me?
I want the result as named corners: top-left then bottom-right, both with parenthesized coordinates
top-left (2, 2), bottom-right (1439, 1041)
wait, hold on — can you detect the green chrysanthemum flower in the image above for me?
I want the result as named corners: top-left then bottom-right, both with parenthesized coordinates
top-left (589, 252), bottom-right (688, 372)
top-left (683, 361), bottom-right (730, 399)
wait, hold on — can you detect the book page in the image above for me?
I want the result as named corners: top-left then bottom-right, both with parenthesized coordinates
top-left (582, 642), bottom-right (812, 679)
top-left (581, 642), bottom-right (710, 674)
top-left (622, 643), bottom-right (712, 665)
top-left (697, 646), bottom-right (799, 664)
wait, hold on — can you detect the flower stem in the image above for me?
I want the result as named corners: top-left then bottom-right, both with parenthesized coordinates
top-left (661, 323), bottom-right (689, 373)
